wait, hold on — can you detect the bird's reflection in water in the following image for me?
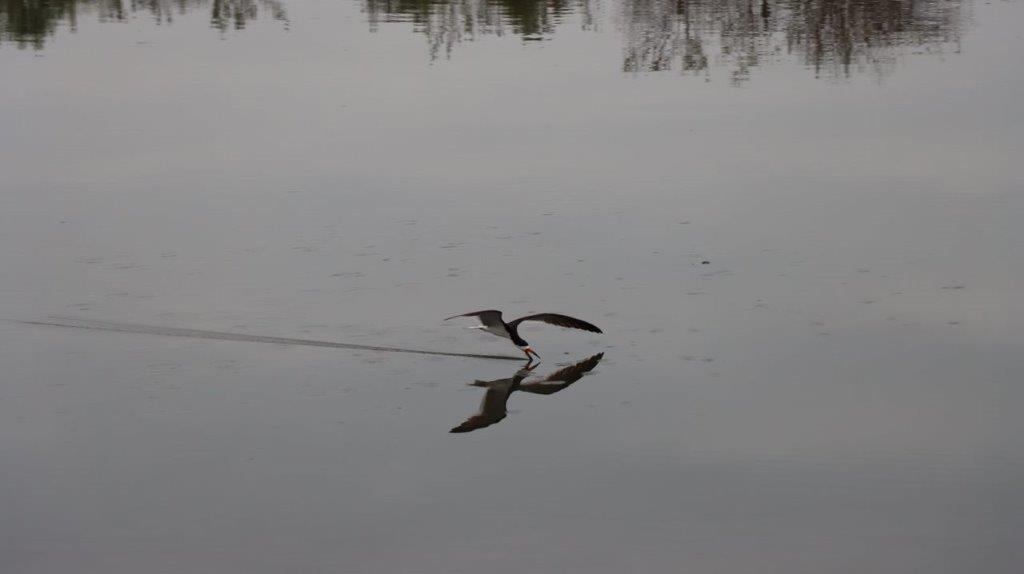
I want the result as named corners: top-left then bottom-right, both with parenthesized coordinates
top-left (450, 353), bottom-right (604, 433)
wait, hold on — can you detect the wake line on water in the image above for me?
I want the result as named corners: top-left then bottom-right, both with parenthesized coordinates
top-left (21, 317), bottom-right (524, 361)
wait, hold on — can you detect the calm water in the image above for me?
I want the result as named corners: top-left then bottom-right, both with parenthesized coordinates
top-left (2, 0), bottom-right (1023, 572)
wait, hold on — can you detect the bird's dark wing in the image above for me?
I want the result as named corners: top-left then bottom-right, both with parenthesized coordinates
top-left (509, 313), bottom-right (602, 334)
top-left (449, 412), bottom-right (506, 433)
top-left (450, 385), bottom-right (512, 433)
top-left (444, 310), bottom-right (505, 330)
top-left (518, 353), bottom-right (604, 395)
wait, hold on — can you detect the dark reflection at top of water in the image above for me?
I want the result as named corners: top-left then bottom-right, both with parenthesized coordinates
top-left (451, 352), bottom-right (604, 434)
top-left (0, 0), bottom-right (287, 49)
top-left (621, 0), bottom-right (965, 82)
top-left (0, 0), bottom-right (966, 80)
top-left (365, 0), bottom-right (597, 59)
top-left (365, 0), bottom-right (965, 81)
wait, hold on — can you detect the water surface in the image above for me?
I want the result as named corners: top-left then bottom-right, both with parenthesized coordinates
top-left (2, 0), bottom-right (1022, 572)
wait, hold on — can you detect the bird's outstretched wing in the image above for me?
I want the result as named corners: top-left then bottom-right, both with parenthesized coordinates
top-left (509, 313), bottom-right (602, 334)
top-left (444, 310), bottom-right (505, 330)
top-left (450, 384), bottom-right (512, 433)
top-left (518, 353), bottom-right (604, 395)
top-left (449, 412), bottom-right (506, 433)
top-left (451, 364), bottom-right (538, 433)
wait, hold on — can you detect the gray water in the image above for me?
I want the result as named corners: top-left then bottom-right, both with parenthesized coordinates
top-left (2, 0), bottom-right (1023, 572)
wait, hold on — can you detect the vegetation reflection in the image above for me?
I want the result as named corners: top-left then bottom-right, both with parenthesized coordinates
top-left (364, 0), bottom-right (597, 59)
top-left (0, 0), bottom-right (286, 49)
top-left (620, 0), bottom-right (963, 81)
top-left (2, 0), bottom-right (964, 81)
top-left (364, 0), bottom-right (964, 80)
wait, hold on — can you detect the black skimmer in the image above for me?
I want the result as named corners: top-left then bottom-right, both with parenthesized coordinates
top-left (444, 310), bottom-right (602, 361)
top-left (450, 353), bottom-right (604, 433)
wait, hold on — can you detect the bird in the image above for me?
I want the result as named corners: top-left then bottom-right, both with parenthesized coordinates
top-left (450, 353), bottom-right (604, 433)
top-left (444, 310), bottom-right (602, 361)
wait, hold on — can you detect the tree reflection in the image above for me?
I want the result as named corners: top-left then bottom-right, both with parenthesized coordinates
top-left (621, 0), bottom-right (964, 81)
top-left (0, 0), bottom-right (287, 49)
top-left (363, 0), bottom-right (590, 59)
top-left (366, 0), bottom-right (964, 81)
top-left (2, 0), bottom-right (964, 81)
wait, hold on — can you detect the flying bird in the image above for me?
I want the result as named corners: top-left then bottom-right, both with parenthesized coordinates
top-left (450, 353), bottom-right (604, 433)
top-left (444, 310), bottom-right (602, 361)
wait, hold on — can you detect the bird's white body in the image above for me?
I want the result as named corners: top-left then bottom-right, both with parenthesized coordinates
top-left (467, 324), bottom-right (511, 339)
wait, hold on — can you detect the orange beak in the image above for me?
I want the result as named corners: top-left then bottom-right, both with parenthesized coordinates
top-left (524, 347), bottom-right (541, 361)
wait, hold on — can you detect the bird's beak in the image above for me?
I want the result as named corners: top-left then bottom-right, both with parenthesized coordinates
top-left (524, 347), bottom-right (541, 361)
